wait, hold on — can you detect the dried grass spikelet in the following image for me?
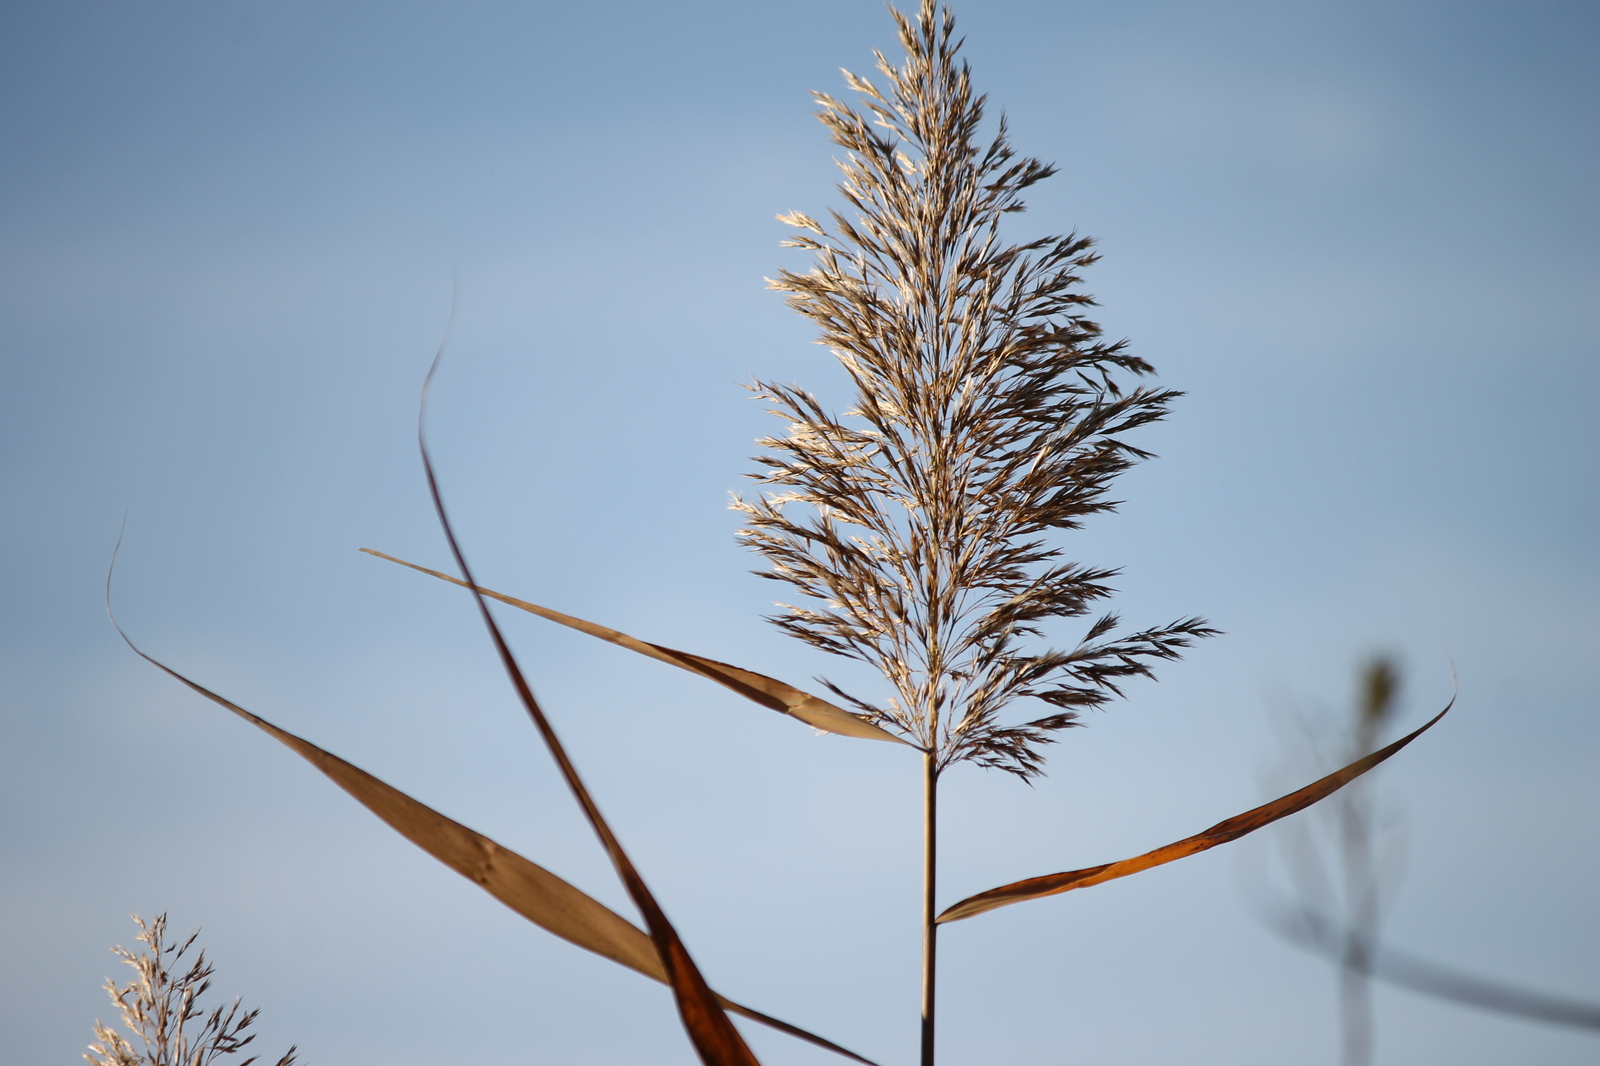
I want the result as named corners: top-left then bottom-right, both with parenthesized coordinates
top-left (86, 914), bottom-right (297, 1066)
top-left (734, 0), bottom-right (1216, 778)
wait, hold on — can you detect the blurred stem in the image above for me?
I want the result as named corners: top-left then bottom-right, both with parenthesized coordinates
top-left (921, 749), bottom-right (938, 1066)
top-left (1339, 735), bottom-right (1374, 1066)
top-left (1339, 803), bottom-right (1376, 1066)
top-left (1340, 658), bottom-right (1394, 1066)
top-left (1340, 953), bottom-right (1373, 1066)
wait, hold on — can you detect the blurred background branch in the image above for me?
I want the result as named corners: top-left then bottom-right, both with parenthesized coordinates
top-left (1251, 658), bottom-right (1600, 1060)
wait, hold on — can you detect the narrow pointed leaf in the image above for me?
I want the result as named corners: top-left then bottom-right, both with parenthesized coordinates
top-left (109, 629), bottom-right (878, 1065)
top-left (361, 548), bottom-right (911, 746)
top-left (122, 639), bottom-right (665, 975)
top-left (414, 406), bottom-right (762, 1066)
top-left (938, 700), bottom-right (1452, 923)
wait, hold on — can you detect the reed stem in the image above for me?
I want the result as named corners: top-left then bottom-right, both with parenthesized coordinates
top-left (920, 750), bottom-right (938, 1066)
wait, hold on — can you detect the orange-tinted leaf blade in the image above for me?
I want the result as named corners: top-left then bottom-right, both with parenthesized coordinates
top-left (938, 700), bottom-right (1452, 923)
top-left (361, 548), bottom-right (909, 746)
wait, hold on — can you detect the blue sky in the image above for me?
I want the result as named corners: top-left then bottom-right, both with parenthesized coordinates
top-left (2, 1), bottom-right (1595, 1063)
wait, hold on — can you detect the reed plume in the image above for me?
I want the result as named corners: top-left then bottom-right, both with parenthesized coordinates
top-left (114, 8), bottom-right (1454, 1064)
top-left (86, 914), bottom-right (297, 1066)
top-left (732, 3), bottom-right (1214, 1059)
top-left (736, 0), bottom-right (1212, 774)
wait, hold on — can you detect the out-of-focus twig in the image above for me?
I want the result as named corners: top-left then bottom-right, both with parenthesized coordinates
top-left (1262, 902), bottom-right (1600, 1032)
top-left (1334, 658), bottom-right (1398, 1065)
top-left (1253, 657), bottom-right (1600, 1048)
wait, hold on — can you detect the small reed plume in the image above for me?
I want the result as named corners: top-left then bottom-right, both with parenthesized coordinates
top-left (86, 914), bottom-right (298, 1066)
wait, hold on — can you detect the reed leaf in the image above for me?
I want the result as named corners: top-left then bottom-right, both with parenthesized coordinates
top-left (106, 618), bottom-right (878, 1065)
top-left (360, 548), bottom-right (910, 746)
top-left (413, 346), bottom-right (767, 1066)
top-left (938, 701), bottom-right (1452, 923)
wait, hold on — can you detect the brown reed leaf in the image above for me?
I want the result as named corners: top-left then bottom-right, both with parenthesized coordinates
top-left (937, 700), bottom-right (1452, 923)
top-left (413, 346), bottom-right (763, 1066)
top-left (106, 621), bottom-right (877, 1065)
top-left (360, 548), bottom-right (911, 746)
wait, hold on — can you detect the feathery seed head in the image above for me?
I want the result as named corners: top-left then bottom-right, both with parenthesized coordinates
top-left (735, 0), bottom-right (1215, 777)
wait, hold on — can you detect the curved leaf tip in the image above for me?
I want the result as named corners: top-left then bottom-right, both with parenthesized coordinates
top-left (938, 698), bottom-right (1452, 923)
top-left (361, 548), bottom-right (912, 746)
